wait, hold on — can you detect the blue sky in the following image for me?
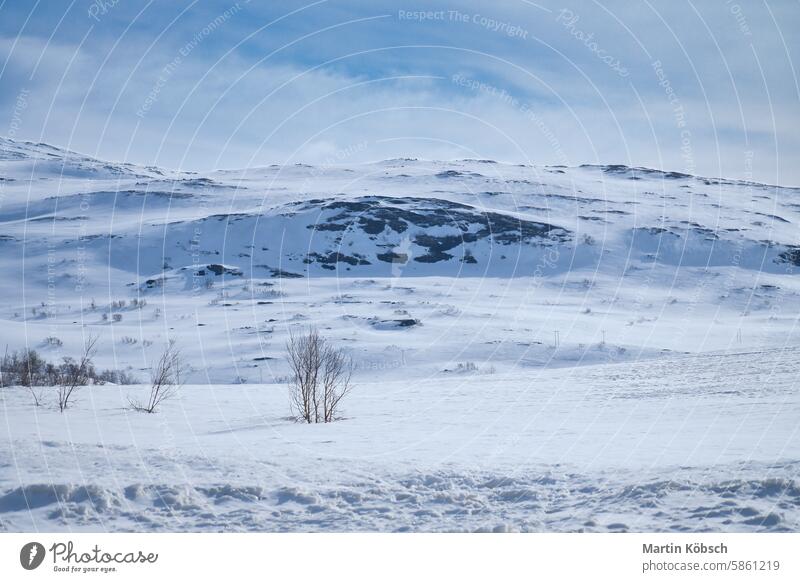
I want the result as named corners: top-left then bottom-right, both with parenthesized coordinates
top-left (1, 0), bottom-right (798, 184)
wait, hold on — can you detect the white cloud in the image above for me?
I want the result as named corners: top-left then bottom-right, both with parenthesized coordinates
top-left (1, 1), bottom-right (798, 185)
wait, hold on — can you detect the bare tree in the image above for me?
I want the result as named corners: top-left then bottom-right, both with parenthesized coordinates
top-left (57, 335), bottom-right (98, 412)
top-left (286, 328), bottom-right (352, 423)
top-left (130, 340), bottom-right (183, 413)
top-left (2, 345), bottom-right (43, 406)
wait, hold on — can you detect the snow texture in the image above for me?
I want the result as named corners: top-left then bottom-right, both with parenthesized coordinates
top-left (0, 138), bottom-right (798, 531)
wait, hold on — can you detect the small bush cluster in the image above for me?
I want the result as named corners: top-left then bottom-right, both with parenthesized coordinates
top-left (0, 346), bottom-right (137, 388)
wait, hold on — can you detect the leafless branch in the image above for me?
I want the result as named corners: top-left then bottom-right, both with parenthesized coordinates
top-left (57, 335), bottom-right (98, 412)
top-left (129, 340), bottom-right (183, 413)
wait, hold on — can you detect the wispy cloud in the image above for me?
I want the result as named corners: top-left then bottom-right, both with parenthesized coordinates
top-left (1, 0), bottom-right (798, 185)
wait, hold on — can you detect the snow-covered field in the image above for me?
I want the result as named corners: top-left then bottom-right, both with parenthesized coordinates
top-left (2, 348), bottom-right (799, 532)
top-left (0, 137), bottom-right (799, 531)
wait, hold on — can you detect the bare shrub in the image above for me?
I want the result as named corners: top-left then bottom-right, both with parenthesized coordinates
top-left (2, 349), bottom-right (36, 391)
top-left (18, 349), bottom-right (45, 386)
top-left (2, 342), bottom-right (134, 405)
top-left (57, 336), bottom-right (98, 412)
top-left (129, 341), bottom-right (183, 413)
top-left (1, 346), bottom-right (41, 405)
top-left (286, 328), bottom-right (353, 423)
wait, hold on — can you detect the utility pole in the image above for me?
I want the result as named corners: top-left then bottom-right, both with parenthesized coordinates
top-left (601, 329), bottom-right (606, 345)
top-left (554, 330), bottom-right (560, 348)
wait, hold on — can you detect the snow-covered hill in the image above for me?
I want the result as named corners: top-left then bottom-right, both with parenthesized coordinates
top-left (2, 139), bottom-right (799, 282)
top-left (1, 138), bottom-right (799, 533)
top-left (0, 137), bottom-right (798, 382)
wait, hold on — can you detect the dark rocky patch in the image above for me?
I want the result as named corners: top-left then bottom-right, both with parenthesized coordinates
top-left (414, 233), bottom-right (475, 263)
top-left (207, 264), bottom-right (243, 276)
top-left (124, 189), bottom-right (194, 199)
top-left (685, 226), bottom-right (719, 240)
top-left (753, 212), bottom-right (790, 224)
top-left (31, 215), bottom-right (87, 222)
top-left (777, 247), bottom-right (800, 266)
top-left (304, 252), bottom-right (371, 268)
top-left (639, 227), bottom-right (671, 235)
top-left (370, 318), bottom-right (420, 329)
top-left (297, 195), bottom-right (569, 265)
top-left (310, 221), bottom-right (348, 232)
top-left (254, 265), bottom-right (304, 278)
top-left (591, 164), bottom-right (694, 181)
top-left (310, 197), bottom-right (566, 253)
top-left (206, 212), bottom-right (249, 222)
top-left (377, 251), bottom-right (409, 263)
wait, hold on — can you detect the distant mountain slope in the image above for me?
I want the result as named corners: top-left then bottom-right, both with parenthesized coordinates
top-left (1, 137), bottom-right (799, 382)
top-left (1, 137), bottom-right (798, 286)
